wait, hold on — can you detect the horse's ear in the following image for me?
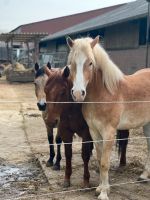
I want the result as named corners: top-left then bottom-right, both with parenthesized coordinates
top-left (66, 37), bottom-right (74, 48)
top-left (47, 62), bottom-right (51, 69)
top-left (91, 35), bottom-right (100, 49)
top-left (63, 66), bottom-right (70, 78)
top-left (35, 63), bottom-right (39, 71)
top-left (44, 66), bottom-right (51, 76)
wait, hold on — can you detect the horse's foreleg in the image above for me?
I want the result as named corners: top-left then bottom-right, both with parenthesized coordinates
top-left (139, 123), bottom-right (150, 181)
top-left (81, 134), bottom-right (92, 187)
top-left (53, 133), bottom-right (62, 171)
top-left (46, 129), bottom-right (55, 167)
top-left (96, 128), bottom-right (115, 200)
top-left (63, 135), bottom-right (73, 188)
top-left (89, 128), bottom-right (103, 174)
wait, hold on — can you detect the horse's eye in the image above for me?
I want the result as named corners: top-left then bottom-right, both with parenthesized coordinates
top-left (61, 92), bottom-right (65, 96)
top-left (60, 91), bottom-right (65, 96)
top-left (89, 62), bottom-right (92, 66)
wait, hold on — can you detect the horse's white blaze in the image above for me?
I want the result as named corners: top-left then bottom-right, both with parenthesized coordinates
top-left (74, 53), bottom-right (86, 90)
top-left (39, 98), bottom-right (46, 106)
top-left (72, 53), bottom-right (87, 101)
top-left (35, 74), bottom-right (48, 104)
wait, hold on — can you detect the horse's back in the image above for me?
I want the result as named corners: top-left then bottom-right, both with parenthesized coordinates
top-left (134, 68), bottom-right (150, 75)
top-left (123, 68), bottom-right (150, 96)
top-left (118, 68), bottom-right (150, 129)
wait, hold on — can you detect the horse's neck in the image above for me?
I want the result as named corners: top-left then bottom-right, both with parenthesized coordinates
top-left (86, 68), bottom-right (124, 106)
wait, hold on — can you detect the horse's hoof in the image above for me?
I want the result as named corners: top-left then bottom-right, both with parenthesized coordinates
top-left (96, 167), bottom-right (100, 173)
top-left (46, 160), bottom-right (53, 167)
top-left (63, 180), bottom-right (71, 188)
top-left (95, 186), bottom-right (102, 196)
top-left (119, 162), bottom-right (126, 167)
top-left (83, 180), bottom-right (90, 188)
top-left (137, 177), bottom-right (149, 184)
top-left (98, 194), bottom-right (109, 200)
top-left (114, 165), bottom-right (125, 172)
top-left (53, 164), bottom-right (60, 171)
top-left (96, 187), bottom-right (110, 197)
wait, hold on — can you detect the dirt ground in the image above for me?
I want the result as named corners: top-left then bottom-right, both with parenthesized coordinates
top-left (0, 77), bottom-right (150, 200)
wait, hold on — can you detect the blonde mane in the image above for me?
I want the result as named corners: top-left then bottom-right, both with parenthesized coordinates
top-left (93, 41), bottom-right (124, 94)
top-left (69, 37), bottom-right (124, 94)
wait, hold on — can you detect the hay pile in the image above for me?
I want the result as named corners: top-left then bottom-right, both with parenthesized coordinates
top-left (5, 62), bottom-right (34, 82)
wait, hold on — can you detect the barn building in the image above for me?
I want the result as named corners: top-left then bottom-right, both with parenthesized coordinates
top-left (7, 3), bottom-right (124, 66)
top-left (40, 0), bottom-right (150, 74)
top-left (1, 0), bottom-right (149, 74)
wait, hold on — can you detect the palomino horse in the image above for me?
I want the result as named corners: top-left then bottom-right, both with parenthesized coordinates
top-left (67, 36), bottom-right (150, 200)
top-left (44, 66), bottom-right (93, 187)
top-left (34, 63), bottom-right (62, 170)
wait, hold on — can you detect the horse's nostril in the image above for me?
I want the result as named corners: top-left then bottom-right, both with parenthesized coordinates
top-left (71, 89), bottom-right (74, 95)
top-left (71, 89), bottom-right (76, 100)
top-left (37, 102), bottom-right (46, 111)
top-left (81, 90), bottom-right (85, 96)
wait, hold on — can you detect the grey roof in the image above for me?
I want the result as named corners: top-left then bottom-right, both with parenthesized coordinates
top-left (42, 0), bottom-right (148, 42)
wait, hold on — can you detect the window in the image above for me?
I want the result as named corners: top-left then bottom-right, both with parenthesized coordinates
top-left (77, 29), bottom-right (105, 46)
top-left (139, 18), bottom-right (147, 45)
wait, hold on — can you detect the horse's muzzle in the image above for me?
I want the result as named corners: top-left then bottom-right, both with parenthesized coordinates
top-left (71, 89), bottom-right (86, 102)
top-left (37, 102), bottom-right (47, 111)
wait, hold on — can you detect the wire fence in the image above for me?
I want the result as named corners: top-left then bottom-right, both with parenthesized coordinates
top-left (6, 179), bottom-right (150, 200)
top-left (0, 100), bottom-right (150, 199)
top-left (1, 100), bottom-right (150, 104)
top-left (0, 136), bottom-right (148, 149)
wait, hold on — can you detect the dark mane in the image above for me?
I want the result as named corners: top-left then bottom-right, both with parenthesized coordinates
top-left (35, 67), bottom-right (45, 78)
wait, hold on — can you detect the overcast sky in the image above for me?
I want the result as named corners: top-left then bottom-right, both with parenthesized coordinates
top-left (0, 0), bottom-right (135, 33)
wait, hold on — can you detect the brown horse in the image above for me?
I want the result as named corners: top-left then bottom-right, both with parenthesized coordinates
top-left (34, 63), bottom-right (62, 170)
top-left (116, 129), bottom-right (129, 166)
top-left (44, 66), bottom-right (93, 187)
top-left (67, 36), bottom-right (150, 200)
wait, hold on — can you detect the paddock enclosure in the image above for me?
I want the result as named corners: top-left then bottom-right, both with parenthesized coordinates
top-left (0, 76), bottom-right (150, 200)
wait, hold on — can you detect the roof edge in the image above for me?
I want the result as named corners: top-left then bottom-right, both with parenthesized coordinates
top-left (10, 3), bottom-right (126, 33)
top-left (41, 13), bottom-right (146, 42)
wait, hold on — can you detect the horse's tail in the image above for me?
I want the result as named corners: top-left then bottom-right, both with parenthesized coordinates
top-left (116, 130), bottom-right (129, 166)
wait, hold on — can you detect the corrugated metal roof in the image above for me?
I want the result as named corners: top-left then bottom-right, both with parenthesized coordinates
top-left (42, 0), bottom-right (148, 42)
top-left (11, 4), bottom-right (124, 35)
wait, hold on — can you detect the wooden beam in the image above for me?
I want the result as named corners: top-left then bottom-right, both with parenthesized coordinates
top-left (10, 39), bottom-right (13, 64)
top-left (6, 42), bottom-right (9, 62)
top-left (26, 42), bottom-right (30, 67)
top-left (34, 38), bottom-right (40, 63)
